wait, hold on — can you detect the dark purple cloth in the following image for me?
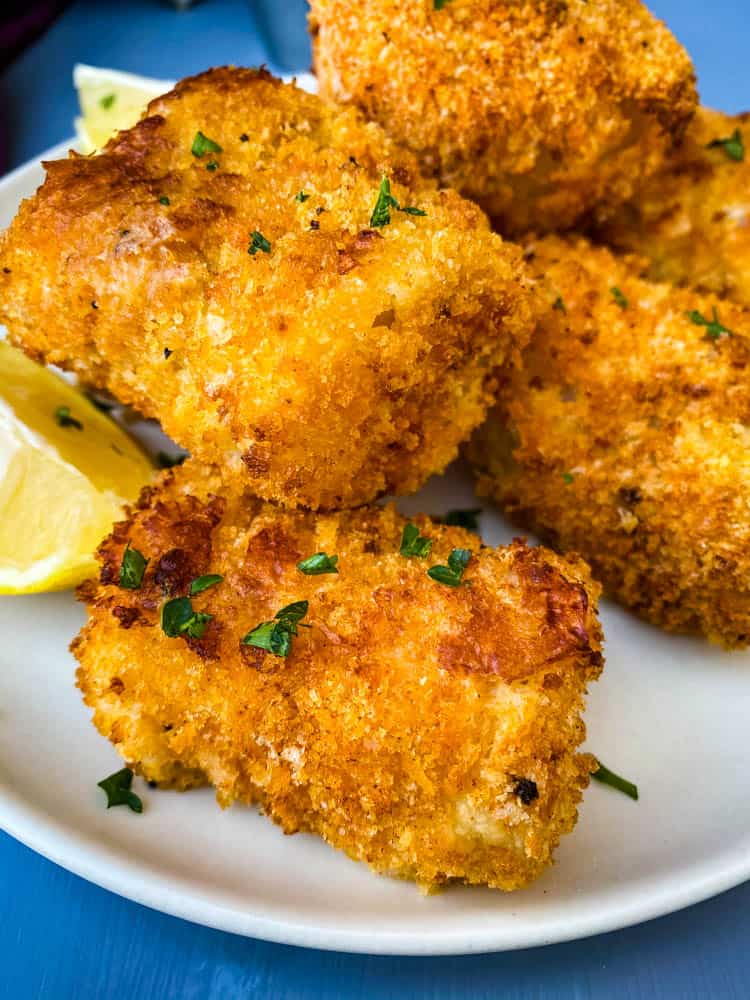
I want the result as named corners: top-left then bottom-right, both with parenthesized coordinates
top-left (0, 2), bottom-right (69, 68)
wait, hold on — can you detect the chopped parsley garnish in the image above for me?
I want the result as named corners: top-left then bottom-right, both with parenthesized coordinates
top-left (295, 190), bottom-right (311, 203)
top-left (297, 552), bottom-right (339, 575)
top-left (399, 523), bottom-right (433, 559)
top-left (98, 767), bottom-right (143, 813)
top-left (191, 131), bottom-right (222, 158)
top-left (54, 406), bottom-right (83, 430)
top-left (159, 196), bottom-right (170, 205)
top-left (552, 296), bottom-right (567, 313)
top-left (119, 544), bottom-right (148, 590)
top-left (242, 600), bottom-right (310, 658)
top-left (427, 547), bottom-right (471, 587)
top-left (611, 287), bottom-right (628, 309)
top-left (369, 176), bottom-right (426, 228)
top-left (100, 93), bottom-right (116, 110)
top-left (687, 306), bottom-right (734, 339)
top-left (434, 0), bottom-right (453, 8)
top-left (206, 160), bottom-right (219, 172)
top-left (248, 230), bottom-right (271, 255)
top-left (442, 508), bottom-right (482, 533)
top-left (562, 471), bottom-right (575, 484)
top-left (591, 760), bottom-right (639, 801)
top-left (156, 450), bottom-right (188, 469)
top-left (161, 596), bottom-right (212, 639)
top-left (189, 574), bottom-right (223, 596)
top-left (370, 177), bottom-right (395, 227)
top-left (706, 128), bottom-right (745, 162)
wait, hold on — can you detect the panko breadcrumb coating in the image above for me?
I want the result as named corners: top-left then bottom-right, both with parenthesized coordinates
top-left (309, 0), bottom-right (697, 234)
top-left (596, 108), bottom-right (750, 307)
top-left (466, 235), bottom-right (750, 647)
top-left (0, 67), bottom-right (534, 510)
top-left (73, 464), bottom-right (603, 891)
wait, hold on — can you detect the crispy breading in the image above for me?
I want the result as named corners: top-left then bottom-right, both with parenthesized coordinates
top-left (466, 235), bottom-right (750, 647)
top-left (73, 464), bottom-right (603, 891)
top-left (596, 108), bottom-right (750, 306)
top-left (309, 0), bottom-right (697, 234)
top-left (0, 68), bottom-right (533, 510)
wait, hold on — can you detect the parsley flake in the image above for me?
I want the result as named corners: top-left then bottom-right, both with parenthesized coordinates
top-left (242, 600), bottom-right (310, 658)
top-left (687, 306), bottom-right (734, 339)
top-left (191, 131), bottom-right (222, 157)
top-left (189, 574), bottom-right (223, 596)
top-left (611, 287), bottom-right (628, 309)
top-left (442, 508), bottom-right (482, 533)
top-left (248, 230), bottom-right (271, 255)
top-left (55, 406), bottom-right (83, 430)
top-left (427, 547), bottom-right (471, 587)
top-left (206, 160), bottom-right (219, 172)
top-left (100, 93), bottom-right (116, 111)
top-left (707, 128), bottom-right (745, 162)
top-left (562, 471), bottom-right (575, 484)
top-left (591, 759), bottom-right (639, 801)
top-left (98, 767), bottom-right (143, 813)
top-left (297, 552), bottom-right (339, 575)
top-left (161, 596), bottom-right (212, 639)
top-left (399, 523), bottom-right (433, 559)
top-left (434, 0), bottom-right (453, 8)
top-left (158, 196), bottom-right (170, 206)
top-left (295, 191), bottom-right (311, 203)
top-left (552, 296), bottom-right (567, 314)
top-left (119, 543), bottom-right (148, 590)
top-left (369, 176), bottom-right (426, 228)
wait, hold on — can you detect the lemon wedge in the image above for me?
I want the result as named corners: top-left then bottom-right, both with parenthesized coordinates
top-left (74, 64), bottom-right (173, 153)
top-left (0, 341), bottom-right (154, 593)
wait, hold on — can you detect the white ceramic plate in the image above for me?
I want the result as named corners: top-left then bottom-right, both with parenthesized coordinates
top-left (0, 131), bottom-right (749, 956)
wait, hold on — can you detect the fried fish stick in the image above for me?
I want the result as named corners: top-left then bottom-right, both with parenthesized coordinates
top-left (596, 108), bottom-right (750, 307)
top-left (73, 464), bottom-right (603, 891)
top-left (309, 0), bottom-right (697, 234)
top-left (466, 235), bottom-right (750, 647)
top-left (0, 68), bottom-right (534, 510)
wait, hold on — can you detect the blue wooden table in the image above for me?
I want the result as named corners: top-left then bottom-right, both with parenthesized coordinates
top-left (1, 2), bottom-right (748, 997)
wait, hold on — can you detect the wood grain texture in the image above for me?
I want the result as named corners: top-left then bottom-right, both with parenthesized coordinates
top-left (0, 0), bottom-right (749, 996)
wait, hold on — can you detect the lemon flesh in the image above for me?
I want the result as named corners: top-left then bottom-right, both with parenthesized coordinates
top-left (73, 64), bottom-right (173, 153)
top-left (0, 342), bottom-right (154, 593)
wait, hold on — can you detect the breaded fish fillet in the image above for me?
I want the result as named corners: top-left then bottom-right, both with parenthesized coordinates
top-left (0, 68), bottom-right (533, 510)
top-left (596, 108), bottom-right (750, 306)
top-left (309, 0), bottom-right (697, 234)
top-left (73, 464), bottom-right (603, 891)
top-left (466, 235), bottom-right (750, 647)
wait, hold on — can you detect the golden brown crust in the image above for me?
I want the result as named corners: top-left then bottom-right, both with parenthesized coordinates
top-left (466, 234), bottom-right (750, 647)
top-left (0, 67), bottom-right (534, 510)
top-left (74, 463), bottom-right (603, 890)
top-left (595, 108), bottom-right (750, 306)
top-left (310, 0), bottom-right (697, 234)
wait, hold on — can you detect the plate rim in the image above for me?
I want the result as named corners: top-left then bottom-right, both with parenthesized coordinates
top-left (0, 135), bottom-right (748, 957)
top-left (4, 778), bottom-right (750, 955)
